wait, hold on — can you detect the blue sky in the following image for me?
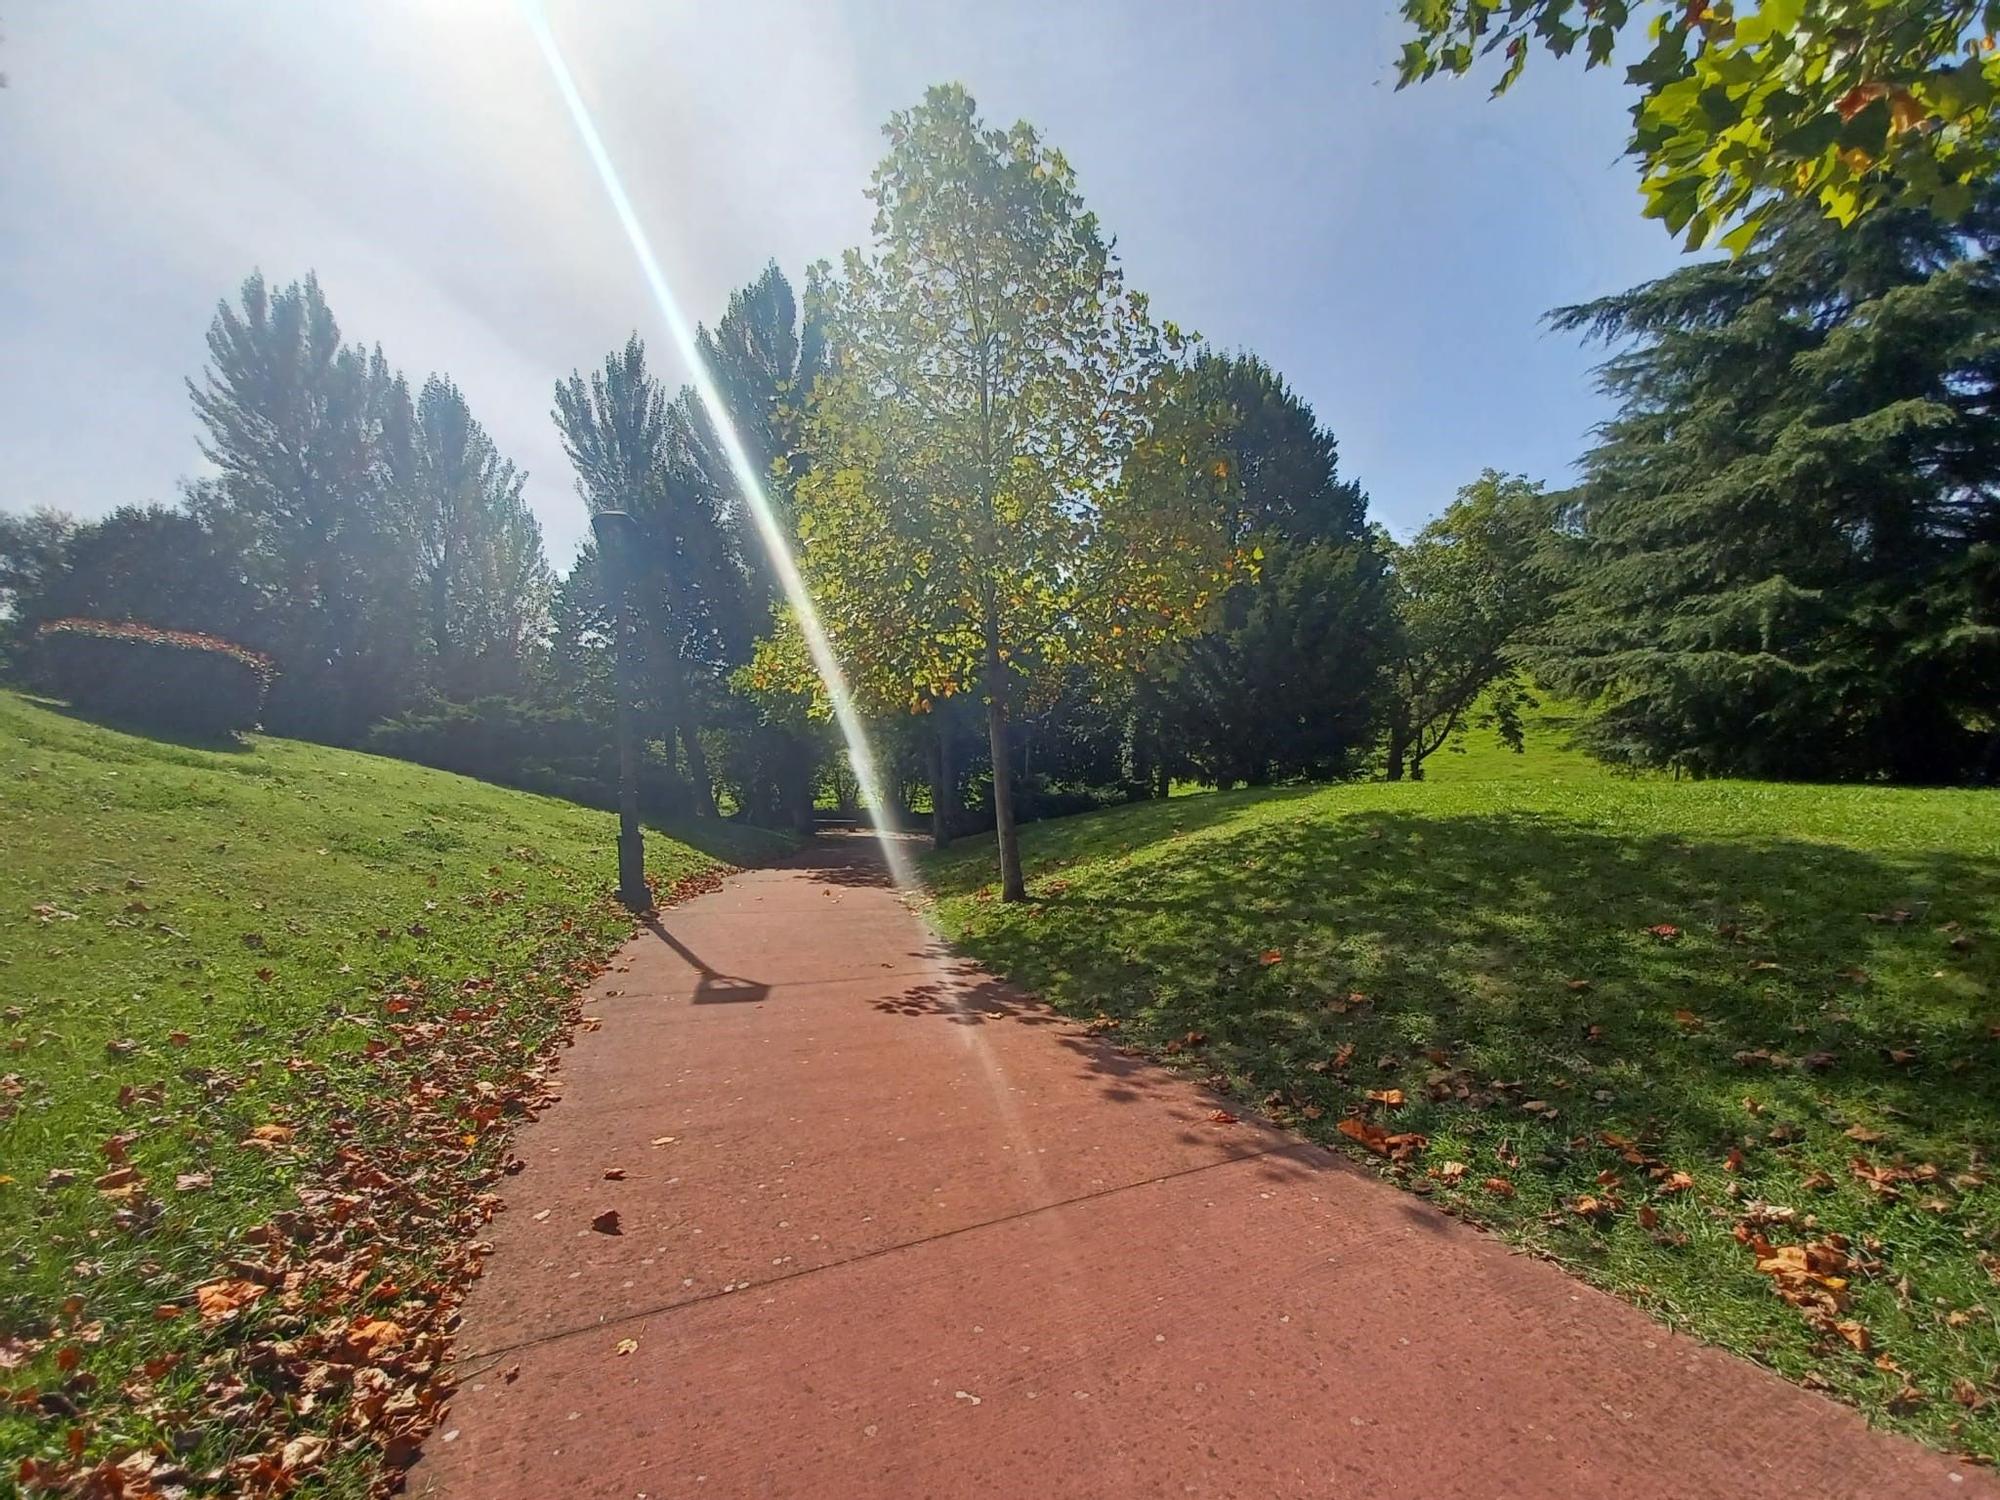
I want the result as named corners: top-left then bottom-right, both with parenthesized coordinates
top-left (0, 1), bottom-right (1685, 562)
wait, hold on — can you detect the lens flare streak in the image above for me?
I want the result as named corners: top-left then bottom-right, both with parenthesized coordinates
top-left (519, 0), bottom-right (914, 888)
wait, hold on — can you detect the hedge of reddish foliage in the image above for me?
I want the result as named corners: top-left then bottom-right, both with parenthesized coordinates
top-left (35, 618), bottom-right (276, 739)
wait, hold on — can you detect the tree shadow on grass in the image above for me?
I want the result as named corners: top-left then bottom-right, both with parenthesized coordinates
top-left (922, 786), bottom-right (1322, 899)
top-left (944, 809), bottom-right (2000, 1168)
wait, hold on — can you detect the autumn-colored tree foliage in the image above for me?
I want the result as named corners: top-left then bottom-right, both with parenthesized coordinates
top-left (760, 85), bottom-right (1236, 899)
top-left (1399, 0), bottom-right (2000, 250)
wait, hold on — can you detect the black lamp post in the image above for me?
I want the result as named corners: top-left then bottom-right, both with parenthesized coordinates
top-left (591, 509), bottom-right (649, 913)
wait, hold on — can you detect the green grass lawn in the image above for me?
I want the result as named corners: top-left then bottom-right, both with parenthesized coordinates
top-left (927, 714), bottom-right (2000, 1463)
top-left (0, 691), bottom-right (793, 1493)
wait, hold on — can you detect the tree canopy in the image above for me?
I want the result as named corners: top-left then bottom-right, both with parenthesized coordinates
top-left (1533, 195), bottom-right (2000, 780)
top-left (762, 84), bottom-right (1236, 897)
top-left (1399, 0), bottom-right (2000, 250)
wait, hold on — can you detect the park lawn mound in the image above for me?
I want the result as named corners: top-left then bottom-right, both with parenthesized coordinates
top-left (0, 690), bottom-right (791, 1495)
top-left (926, 733), bottom-right (2000, 1465)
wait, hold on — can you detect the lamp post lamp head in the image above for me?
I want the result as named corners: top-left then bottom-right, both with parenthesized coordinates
top-left (590, 507), bottom-right (642, 550)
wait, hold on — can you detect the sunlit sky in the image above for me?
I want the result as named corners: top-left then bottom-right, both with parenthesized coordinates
top-left (1, 1), bottom-right (1685, 562)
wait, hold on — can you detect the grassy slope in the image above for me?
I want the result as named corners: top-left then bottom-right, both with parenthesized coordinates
top-left (927, 713), bottom-right (2000, 1461)
top-left (0, 691), bottom-right (792, 1491)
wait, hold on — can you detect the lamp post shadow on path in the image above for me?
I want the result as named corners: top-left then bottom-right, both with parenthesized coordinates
top-left (639, 915), bottom-right (772, 1005)
top-left (591, 509), bottom-right (651, 915)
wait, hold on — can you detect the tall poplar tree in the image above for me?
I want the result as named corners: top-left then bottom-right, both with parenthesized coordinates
top-left (409, 375), bottom-right (551, 699)
top-left (770, 85), bottom-right (1234, 899)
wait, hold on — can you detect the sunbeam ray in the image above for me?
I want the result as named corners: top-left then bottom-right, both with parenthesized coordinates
top-left (518, 0), bottom-right (914, 889)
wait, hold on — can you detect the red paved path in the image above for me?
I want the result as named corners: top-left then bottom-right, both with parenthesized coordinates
top-left (413, 837), bottom-right (1991, 1500)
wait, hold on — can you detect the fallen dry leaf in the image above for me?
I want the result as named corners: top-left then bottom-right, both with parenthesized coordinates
top-left (280, 1434), bottom-right (328, 1473)
top-left (591, 1209), bottom-right (623, 1235)
top-left (1205, 1109), bottom-right (1238, 1125)
top-left (194, 1278), bottom-right (267, 1323)
top-left (1483, 1177), bottom-right (1516, 1198)
top-left (602, 1167), bottom-right (627, 1181)
top-left (1257, 949), bottom-right (1283, 966)
top-left (1365, 1088), bottom-right (1405, 1108)
top-left (614, 1338), bottom-right (639, 1356)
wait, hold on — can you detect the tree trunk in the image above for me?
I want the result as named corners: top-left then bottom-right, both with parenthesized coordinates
top-left (1385, 720), bottom-right (1408, 782)
top-left (931, 722), bottom-right (953, 850)
top-left (987, 694), bottom-right (1026, 902)
top-left (680, 721), bottom-right (718, 818)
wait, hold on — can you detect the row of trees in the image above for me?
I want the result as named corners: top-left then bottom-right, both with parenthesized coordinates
top-left (7, 76), bottom-right (1996, 903)
top-left (2, 274), bottom-right (550, 742)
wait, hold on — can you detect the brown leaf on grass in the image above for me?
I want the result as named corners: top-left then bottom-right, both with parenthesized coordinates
top-left (1843, 1124), bottom-right (1885, 1144)
top-left (1743, 1232), bottom-right (1852, 1318)
top-left (1672, 1009), bottom-right (1704, 1030)
top-left (1723, 1147), bottom-right (1746, 1173)
top-left (1437, 1161), bottom-right (1468, 1184)
top-left (1572, 1195), bottom-right (1618, 1222)
top-left (240, 1123), bottom-right (294, 1149)
top-left (1849, 1158), bottom-right (1907, 1199)
top-left (1833, 1320), bottom-right (1870, 1353)
top-left (591, 1209), bottom-right (623, 1235)
top-left (174, 1171), bottom-right (213, 1193)
top-left (1384, 1133), bottom-right (1428, 1162)
top-left (194, 1278), bottom-right (267, 1323)
top-left (1483, 1177), bottom-right (1516, 1198)
top-left (1657, 1170), bottom-right (1695, 1194)
top-left (94, 1166), bottom-right (140, 1195)
top-left (1637, 1205), bottom-right (1660, 1230)
top-left (342, 1317), bottom-right (406, 1360)
top-left (1954, 1378), bottom-right (1988, 1411)
top-left (280, 1434), bottom-right (328, 1473)
top-left (1338, 1117), bottom-right (1389, 1155)
top-left (1257, 949), bottom-right (1283, 966)
top-left (1365, 1088), bottom-right (1405, 1108)
top-left (1566, 978), bottom-right (1593, 993)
